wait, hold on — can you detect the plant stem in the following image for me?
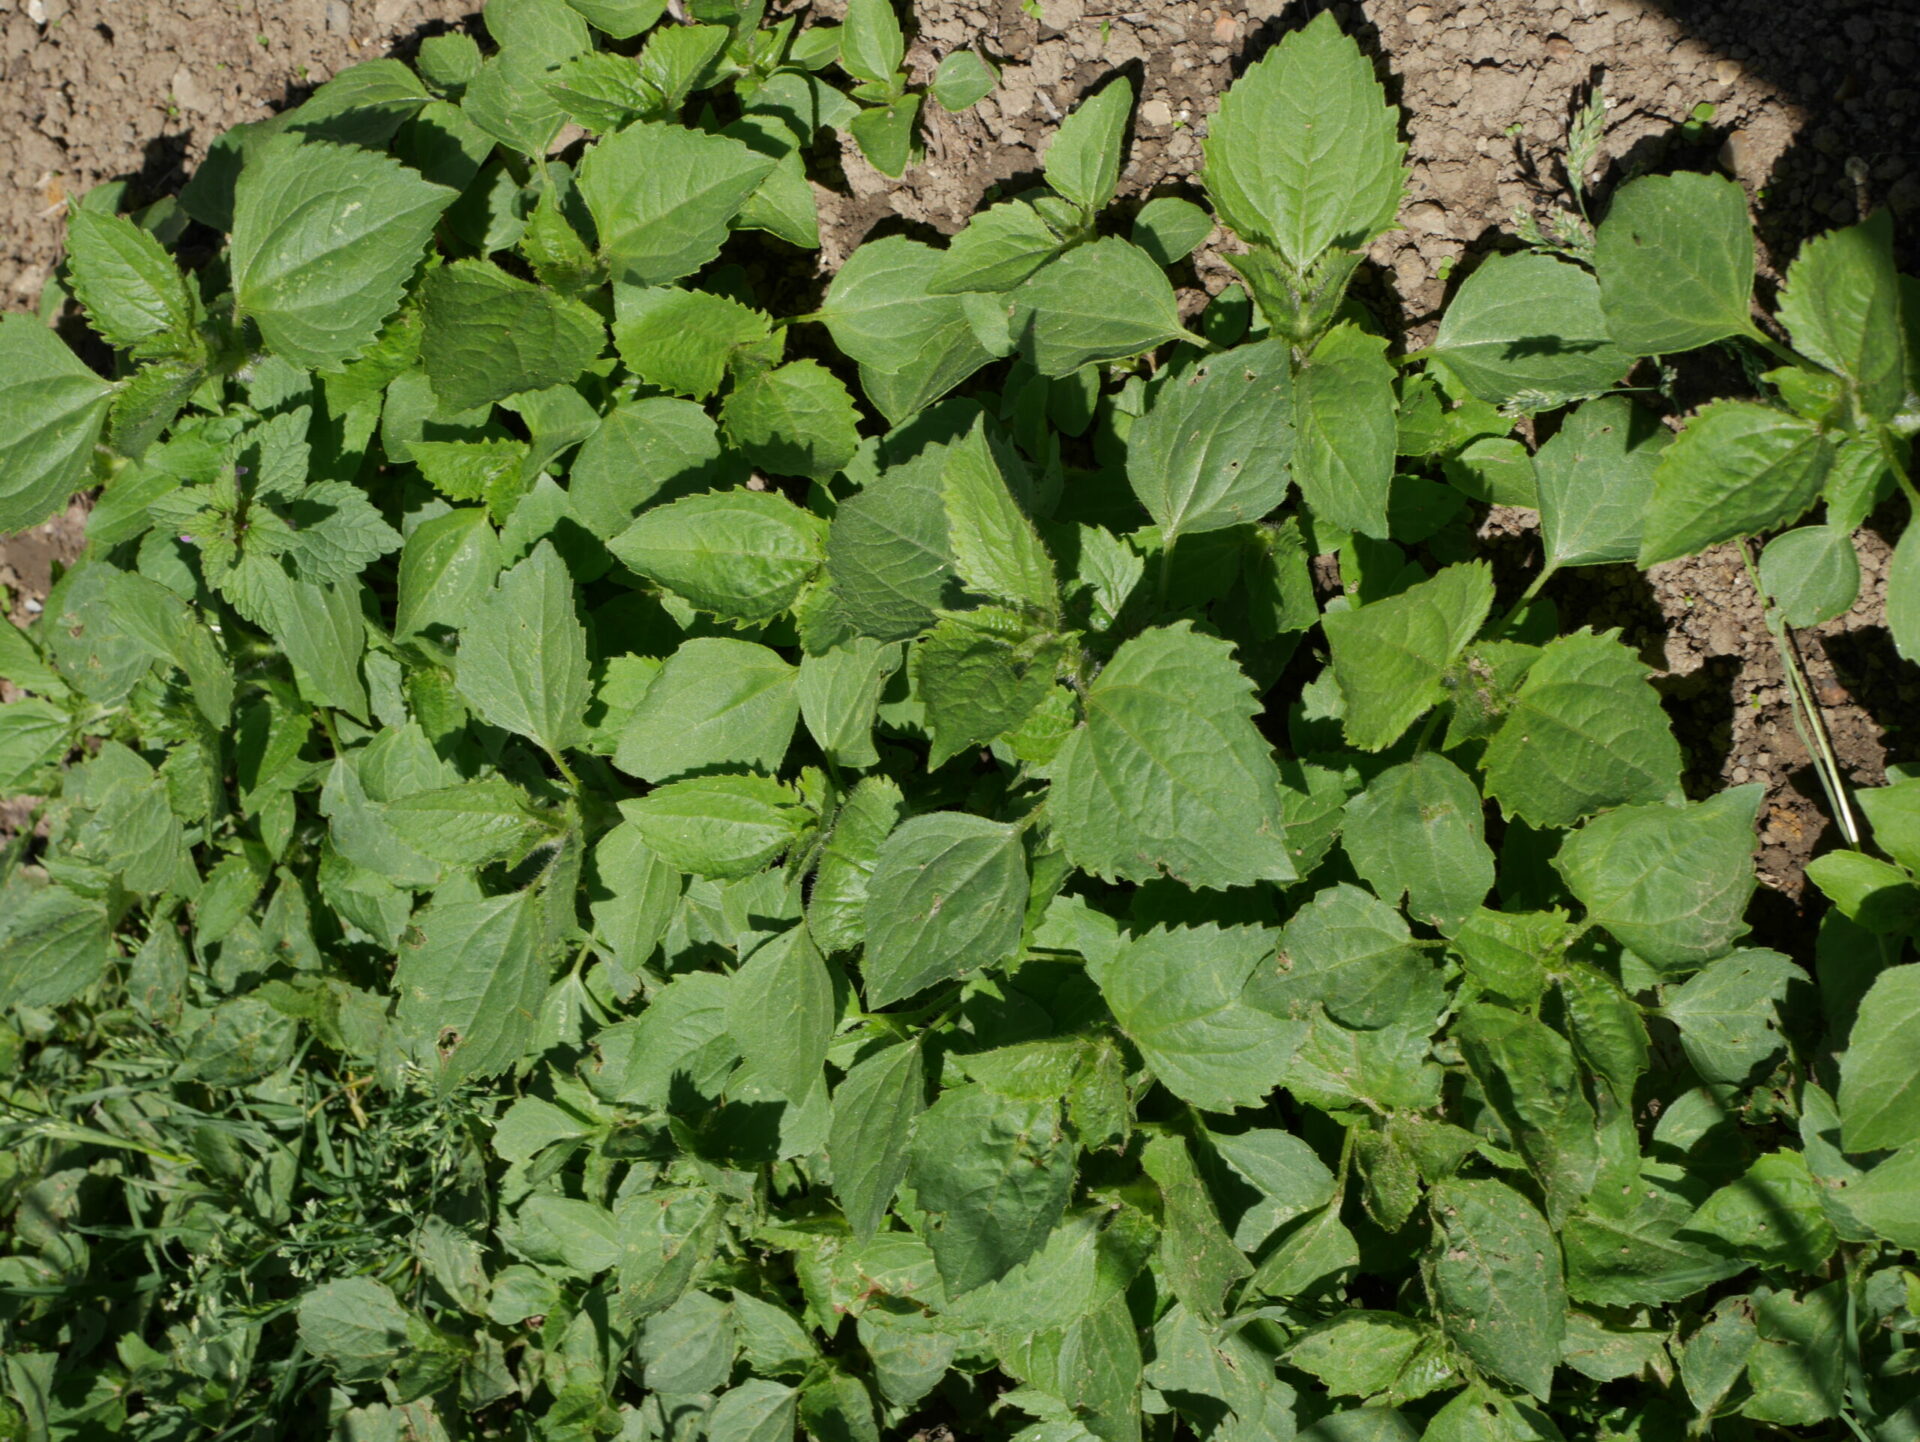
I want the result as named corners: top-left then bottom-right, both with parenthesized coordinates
top-left (1738, 542), bottom-right (1861, 849)
top-left (1156, 533), bottom-right (1177, 614)
top-left (1882, 428), bottom-right (1920, 509)
top-left (1740, 322), bottom-right (1806, 373)
top-left (1486, 561), bottom-right (1558, 642)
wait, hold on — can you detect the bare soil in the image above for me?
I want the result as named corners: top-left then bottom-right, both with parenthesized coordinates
top-left (3, 0), bottom-right (1916, 910)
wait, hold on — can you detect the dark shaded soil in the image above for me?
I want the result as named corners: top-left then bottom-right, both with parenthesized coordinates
top-left (3, 0), bottom-right (1915, 901)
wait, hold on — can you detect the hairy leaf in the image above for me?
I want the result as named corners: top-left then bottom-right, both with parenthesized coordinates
top-left (1053, 623), bottom-right (1296, 889)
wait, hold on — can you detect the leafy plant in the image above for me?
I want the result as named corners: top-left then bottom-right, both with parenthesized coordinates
top-left (2, 3), bottom-right (1919, 1440)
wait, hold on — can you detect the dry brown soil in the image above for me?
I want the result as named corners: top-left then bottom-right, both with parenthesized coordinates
top-left (3, 0), bottom-right (1916, 912)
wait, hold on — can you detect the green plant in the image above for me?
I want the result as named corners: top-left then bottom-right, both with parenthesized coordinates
top-left (2, 3), bottom-right (1919, 1440)
top-left (827, 0), bottom-right (997, 178)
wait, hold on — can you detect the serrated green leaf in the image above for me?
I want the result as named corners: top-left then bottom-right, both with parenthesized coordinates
top-left (1561, 1182), bottom-right (1743, 1307)
top-left (1423, 1386), bottom-right (1563, 1441)
top-left (929, 202), bottom-right (1064, 295)
top-left (1559, 962), bottom-right (1649, 1102)
top-left (1429, 1177), bottom-right (1565, 1400)
top-left (930, 49), bottom-right (997, 112)
top-left (1090, 924), bottom-right (1297, 1112)
top-left (1536, 396), bottom-right (1673, 568)
top-left (1746, 1283), bottom-right (1846, 1426)
top-left (1201, 11), bottom-right (1404, 269)
top-left (1053, 622), bottom-right (1296, 889)
top-left (383, 780), bottom-right (546, 867)
top-left (321, 757), bottom-right (441, 889)
top-left (0, 699), bottom-right (69, 792)
top-left (99, 568), bottom-right (234, 727)
top-left (64, 208), bottom-right (196, 351)
top-left (722, 359), bottom-right (862, 482)
top-left (589, 821), bottom-right (680, 970)
top-left (709, 1379), bottom-right (800, 1442)
top-left (797, 638), bottom-right (898, 770)
top-left (639, 1291), bottom-right (736, 1395)
top-left (1256, 881), bottom-right (1441, 1030)
top-left (0, 884), bottom-right (110, 1009)
top-left (285, 57), bottom-right (432, 147)
top-left (1847, 1143), bottom-right (1920, 1249)
top-left (1131, 198), bottom-right (1213, 268)
top-left (1859, 779), bottom-right (1920, 873)
top-left (298, 1278), bottom-right (409, 1385)
top-left (1679, 1305), bottom-right (1758, 1423)
top-left (265, 574), bottom-right (370, 721)
top-left (545, 49), bottom-right (656, 132)
top-left (840, 0), bottom-right (905, 84)
top-left (1140, 1134), bottom-right (1249, 1323)
top-left (230, 135), bottom-right (453, 368)
top-left (614, 637), bottom-right (797, 783)
top-left (635, 21), bottom-right (729, 109)
top-left (612, 287), bottom-right (773, 399)
top-left (824, 444), bottom-right (959, 641)
top-left (1758, 524), bottom-right (1859, 628)
top-left (108, 359), bottom-right (205, 461)
top-left (942, 417), bottom-right (1056, 613)
top-left (907, 1085), bottom-right (1075, 1295)
top-left (829, 1039), bottom-right (925, 1239)
top-left (1427, 252), bottom-right (1631, 406)
top-left (1482, 629), bottom-right (1684, 829)
top-left (1662, 948), bottom-right (1803, 1089)
top-left (562, 0), bottom-right (664, 36)
top-left (1778, 211), bottom-right (1907, 421)
top-left (1593, 171), bottom-right (1755, 356)
top-left (1294, 322), bottom-right (1396, 540)
top-left (620, 774), bottom-right (806, 878)
top-left (419, 259), bottom-right (605, 413)
top-left (1891, 519), bottom-right (1920, 664)
top-left (1638, 401), bottom-right (1834, 566)
top-left (1448, 909), bottom-right (1567, 1007)
top-left (1322, 562), bottom-right (1494, 751)
top-left (1014, 238), bottom-right (1191, 378)
top-left (1680, 1150), bottom-right (1835, 1272)
top-left (456, 540), bottom-right (592, 759)
top-left (1837, 964), bottom-right (1920, 1152)
top-left (0, 314), bottom-right (113, 532)
top-left (394, 889), bottom-right (545, 1085)
top-left (612, 971), bottom-right (738, 1107)
top-left (817, 237), bottom-right (999, 423)
top-left (411, 438), bottom-right (528, 514)
top-left (1286, 1313), bottom-right (1451, 1406)
top-left (1455, 1004), bottom-right (1599, 1223)
top-left (395, 507), bottom-right (503, 639)
top-left (611, 488), bottom-right (826, 624)
top-left (1555, 787), bottom-right (1762, 974)
top-left (850, 95), bottom-right (922, 179)
top-left (913, 609), bottom-right (1061, 768)
top-left (1341, 755), bottom-right (1493, 933)
top-left (1126, 338), bottom-right (1294, 544)
top-left (862, 811), bottom-right (1026, 1007)
top-left (578, 121), bottom-right (775, 288)
top-left (1044, 76), bottom-right (1132, 213)
top-left (809, 776), bottom-right (903, 951)
top-left (570, 395), bottom-right (732, 541)
top-left (728, 924), bottom-right (833, 1102)
top-left (1213, 1128), bottom-right (1337, 1252)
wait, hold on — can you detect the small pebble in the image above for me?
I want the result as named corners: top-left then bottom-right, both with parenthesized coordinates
top-left (1140, 99), bottom-right (1173, 127)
